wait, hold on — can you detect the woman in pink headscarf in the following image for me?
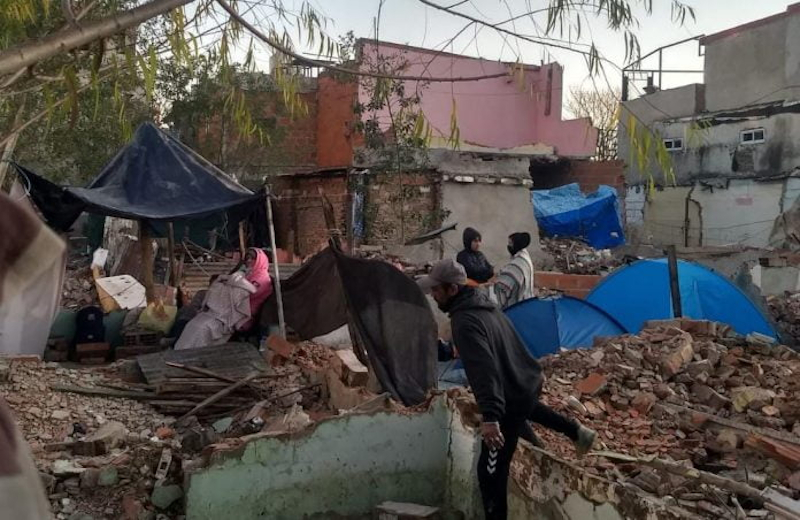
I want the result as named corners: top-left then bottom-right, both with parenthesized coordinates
top-left (175, 248), bottom-right (272, 349)
top-left (237, 247), bottom-right (273, 331)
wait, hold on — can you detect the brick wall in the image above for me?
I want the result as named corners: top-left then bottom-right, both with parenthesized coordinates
top-left (532, 159), bottom-right (624, 194)
top-left (568, 160), bottom-right (625, 194)
top-left (195, 90), bottom-right (318, 178)
top-left (534, 272), bottom-right (602, 299)
top-left (362, 172), bottom-right (441, 246)
top-left (317, 76), bottom-right (357, 169)
top-left (269, 174), bottom-right (348, 257)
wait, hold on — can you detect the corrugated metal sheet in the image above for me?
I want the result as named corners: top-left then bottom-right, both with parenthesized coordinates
top-left (136, 343), bottom-right (267, 384)
top-left (180, 260), bottom-right (302, 300)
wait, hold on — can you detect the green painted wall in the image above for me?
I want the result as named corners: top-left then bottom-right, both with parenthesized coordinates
top-left (186, 401), bottom-right (454, 519)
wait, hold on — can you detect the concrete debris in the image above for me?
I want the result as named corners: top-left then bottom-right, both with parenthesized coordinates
top-left (375, 501), bottom-right (440, 519)
top-left (2, 334), bottom-right (387, 518)
top-left (149, 484), bottom-right (183, 510)
top-left (767, 292), bottom-right (800, 346)
top-left (540, 237), bottom-right (622, 275)
top-left (533, 318), bottom-right (800, 518)
top-left (62, 257), bottom-right (101, 310)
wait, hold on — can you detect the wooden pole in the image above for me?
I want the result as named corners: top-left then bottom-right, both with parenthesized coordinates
top-left (265, 192), bottom-right (287, 338)
top-left (238, 221), bottom-right (247, 259)
top-left (666, 245), bottom-right (682, 318)
top-left (167, 222), bottom-right (176, 286)
top-left (139, 221), bottom-right (156, 303)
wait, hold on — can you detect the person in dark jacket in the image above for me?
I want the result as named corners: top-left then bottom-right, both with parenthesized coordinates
top-left (456, 227), bottom-right (494, 283)
top-left (418, 259), bottom-right (596, 520)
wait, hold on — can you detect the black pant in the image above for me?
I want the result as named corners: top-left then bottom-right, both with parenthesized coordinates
top-left (524, 401), bottom-right (580, 442)
top-left (477, 414), bottom-right (527, 520)
top-left (478, 402), bottom-right (579, 520)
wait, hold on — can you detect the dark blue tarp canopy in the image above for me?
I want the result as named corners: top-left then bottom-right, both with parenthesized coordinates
top-left (532, 183), bottom-right (624, 249)
top-left (20, 123), bottom-right (262, 232)
top-left (505, 296), bottom-right (628, 358)
top-left (587, 258), bottom-right (777, 338)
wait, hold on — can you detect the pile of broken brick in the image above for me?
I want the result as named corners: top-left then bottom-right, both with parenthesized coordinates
top-left (534, 318), bottom-right (800, 519)
top-left (61, 257), bottom-right (100, 310)
top-left (767, 292), bottom-right (800, 346)
top-left (0, 339), bottom-right (386, 520)
top-left (540, 237), bottom-right (623, 275)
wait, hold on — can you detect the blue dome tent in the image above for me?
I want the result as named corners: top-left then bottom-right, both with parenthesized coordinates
top-left (587, 258), bottom-right (777, 338)
top-left (505, 296), bottom-right (628, 358)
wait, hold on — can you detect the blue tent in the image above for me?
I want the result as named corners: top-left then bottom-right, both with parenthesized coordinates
top-left (587, 259), bottom-right (777, 338)
top-left (532, 183), bottom-right (624, 249)
top-left (505, 296), bottom-right (628, 358)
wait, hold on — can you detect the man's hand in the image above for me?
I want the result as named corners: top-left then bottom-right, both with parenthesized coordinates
top-left (481, 422), bottom-right (504, 450)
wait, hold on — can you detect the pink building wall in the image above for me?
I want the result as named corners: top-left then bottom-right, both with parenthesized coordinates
top-left (357, 41), bottom-right (598, 157)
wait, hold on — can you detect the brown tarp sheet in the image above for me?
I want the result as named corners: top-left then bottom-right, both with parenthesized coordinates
top-left (261, 247), bottom-right (436, 405)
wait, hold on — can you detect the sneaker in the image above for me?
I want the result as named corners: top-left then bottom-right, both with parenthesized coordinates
top-left (575, 425), bottom-right (597, 457)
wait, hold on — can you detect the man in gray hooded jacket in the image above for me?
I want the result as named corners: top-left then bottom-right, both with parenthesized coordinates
top-left (419, 259), bottom-right (595, 520)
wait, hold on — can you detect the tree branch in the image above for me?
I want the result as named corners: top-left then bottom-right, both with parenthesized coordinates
top-left (215, 0), bottom-right (511, 83)
top-left (0, 0), bottom-right (193, 76)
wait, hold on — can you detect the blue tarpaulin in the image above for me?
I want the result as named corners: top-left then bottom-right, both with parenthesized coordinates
top-left (533, 183), bottom-right (624, 249)
top-left (504, 296), bottom-right (628, 358)
top-left (587, 259), bottom-right (777, 338)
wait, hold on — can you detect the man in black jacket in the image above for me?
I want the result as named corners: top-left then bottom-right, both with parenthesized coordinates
top-left (419, 259), bottom-right (596, 520)
top-left (456, 227), bottom-right (494, 283)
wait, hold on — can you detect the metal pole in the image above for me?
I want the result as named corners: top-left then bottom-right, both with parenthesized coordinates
top-left (666, 245), bottom-right (682, 318)
top-left (265, 191), bottom-right (286, 338)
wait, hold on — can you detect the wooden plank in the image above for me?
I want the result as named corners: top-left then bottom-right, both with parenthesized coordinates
top-left (178, 373), bottom-right (259, 421)
top-left (53, 384), bottom-right (161, 400)
top-left (662, 403), bottom-right (800, 447)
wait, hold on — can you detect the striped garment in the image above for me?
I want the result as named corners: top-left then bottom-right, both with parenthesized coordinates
top-left (492, 248), bottom-right (534, 309)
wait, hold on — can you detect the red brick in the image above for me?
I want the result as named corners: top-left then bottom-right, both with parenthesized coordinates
top-left (575, 372), bottom-right (608, 396)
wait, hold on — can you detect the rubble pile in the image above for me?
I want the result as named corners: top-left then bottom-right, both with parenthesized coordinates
top-left (0, 360), bottom-right (176, 519)
top-left (534, 319), bottom-right (800, 518)
top-left (766, 291), bottom-right (800, 346)
top-left (0, 339), bottom-right (382, 519)
top-left (540, 237), bottom-right (622, 275)
top-left (355, 247), bottom-right (427, 276)
top-left (62, 256), bottom-right (99, 309)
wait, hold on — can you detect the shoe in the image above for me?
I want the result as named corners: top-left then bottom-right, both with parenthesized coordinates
top-left (575, 425), bottom-right (597, 457)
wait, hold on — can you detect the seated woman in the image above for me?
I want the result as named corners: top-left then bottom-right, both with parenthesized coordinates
top-left (175, 248), bottom-right (273, 350)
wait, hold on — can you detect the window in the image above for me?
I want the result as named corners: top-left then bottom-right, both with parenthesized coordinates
top-left (663, 138), bottom-right (683, 151)
top-left (740, 128), bottom-right (765, 144)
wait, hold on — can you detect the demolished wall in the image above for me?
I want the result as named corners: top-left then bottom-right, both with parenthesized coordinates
top-left (626, 178), bottom-right (800, 248)
top-left (184, 392), bottom-right (714, 519)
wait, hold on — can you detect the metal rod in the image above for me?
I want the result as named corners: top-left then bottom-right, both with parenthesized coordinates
top-left (666, 245), bottom-right (683, 318)
top-left (265, 191), bottom-right (286, 338)
top-left (624, 69), bottom-right (703, 74)
top-left (622, 35), bottom-right (704, 70)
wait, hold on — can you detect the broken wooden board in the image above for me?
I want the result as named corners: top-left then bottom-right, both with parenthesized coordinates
top-left (136, 343), bottom-right (268, 385)
top-left (745, 434), bottom-right (800, 470)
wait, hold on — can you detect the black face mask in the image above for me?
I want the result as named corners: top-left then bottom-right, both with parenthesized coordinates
top-left (437, 295), bottom-right (454, 313)
top-left (507, 245), bottom-right (515, 256)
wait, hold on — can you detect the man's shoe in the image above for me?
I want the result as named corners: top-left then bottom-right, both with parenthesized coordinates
top-left (575, 425), bottom-right (597, 457)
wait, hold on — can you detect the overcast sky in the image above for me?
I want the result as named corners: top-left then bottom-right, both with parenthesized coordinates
top-left (277, 1), bottom-right (791, 105)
